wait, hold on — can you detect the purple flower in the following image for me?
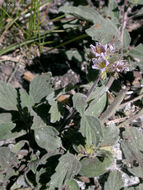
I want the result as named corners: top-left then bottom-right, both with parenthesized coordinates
top-left (110, 60), bottom-right (129, 73)
top-left (92, 56), bottom-right (109, 73)
top-left (90, 43), bottom-right (106, 58)
top-left (90, 42), bottom-right (129, 75)
top-left (90, 42), bottom-right (115, 58)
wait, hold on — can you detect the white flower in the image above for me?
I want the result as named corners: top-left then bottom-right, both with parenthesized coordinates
top-left (111, 60), bottom-right (129, 72)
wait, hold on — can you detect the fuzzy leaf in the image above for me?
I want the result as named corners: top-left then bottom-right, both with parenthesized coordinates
top-left (34, 125), bottom-right (62, 152)
top-left (80, 115), bottom-right (103, 145)
top-left (0, 122), bottom-right (15, 140)
top-left (79, 152), bottom-right (113, 177)
top-left (49, 153), bottom-right (81, 188)
top-left (0, 80), bottom-right (17, 111)
top-left (86, 19), bottom-right (120, 46)
top-left (128, 0), bottom-right (143, 5)
top-left (66, 179), bottom-right (80, 190)
top-left (123, 29), bottom-right (131, 49)
top-left (104, 170), bottom-right (124, 190)
top-left (31, 112), bottom-right (45, 129)
top-left (0, 147), bottom-right (17, 170)
top-left (11, 141), bottom-right (26, 154)
top-left (99, 123), bottom-right (119, 147)
top-left (32, 113), bottom-right (62, 152)
top-left (85, 92), bottom-right (107, 117)
top-left (49, 101), bottom-right (63, 123)
top-left (129, 44), bottom-right (143, 62)
top-left (20, 89), bottom-right (34, 108)
top-left (30, 73), bottom-right (53, 104)
top-left (59, 5), bottom-right (120, 46)
top-left (124, 184), bottom-right (143, 190)
top-left (108, 0), bottom-right (120, 24)
top-left (134, 7), bottom-right (143, 17)
top-left (0, 113), bottom-right (25, 140)
top-left (73, 93), bottom-right (86, 115)
top-left (121, 127), bottom-right (143, 178)
top-left (0, 113), bottom-right (12, 124)
top-left (66, 50), bottom-right (82, 62)
top-left (86, 85), bottom-right (107, 102)
top-left (59, 5), bottom-right (103, 24)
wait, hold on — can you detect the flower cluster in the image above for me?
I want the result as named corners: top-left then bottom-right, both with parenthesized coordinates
top-left (90, 42), bottom-right (129, 76)
top-left (110, 60), bottom-right (129, 72)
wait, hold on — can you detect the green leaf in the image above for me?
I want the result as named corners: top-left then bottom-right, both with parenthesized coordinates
top-left (99, 123), bottom-right (119, 147)
top-left (0, 113), bottom-right (12, 124)
top-left (0, 122), bottom-right (15, 140)
top-left (20, 89), bottom-right (34, 108)
top-left (72, 93), bottom-right (86, 115)
top-left (79, 152), bottom-right (113, 177)
top-left (121, 127), bottom-right (143, 178)
top-left (32, 112), bottom-right (62, 151)
top-left (133, 7), bottom-right (143, 17)
top-left (123, 29), bottom-right (131, 49)
top-left (11, 141), bottom-right (26, 154)
top-left (128, 0), bottom-right (143, 5)
top-left (129, 44), bottom-right (143, 62)
top-left (86, 19), bottom-right (120, 46)
top-left (86, 85), bottom-right (107, 102)
top-left (34, 125), bottom-right (62, 152)
top-left (0, 80), bottom-right (17, 111)
top-left (32, 113), bottom-right (62, 152)
top-left (31, 111), bottom-right (45, 129)
top-left (80, 115), bottom-right (103, 145)
top-left (30, 73), bottom-right (53, 104)
top-left (49, 100), bottom-right (63, 123)
top-left (10, 175), bottom-right (28, 190)
top-left (104, 170), bottom-right (124, 190)
top-left (66, 50), bottom-right (82, 62)
top-left (0, 114), bottom-right (24, 141)
top-left (124, 184), bottom-right (143, 190)
top-left (0, 147), bottom-right (17, 171)
top-left (49, 153), bottom-right (81, 188)
top-left (59, 5), bottom-right (103, 24)
top-left (59, 5), bottom-right (120, 46)
top-left (66, 179), bottom-right (80, 190)
top-left (85, 92), bottom-right (107, 117)
top-left (108, 0), bottom-right (120, 24)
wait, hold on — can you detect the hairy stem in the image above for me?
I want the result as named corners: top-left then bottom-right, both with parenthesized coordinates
top-left (86, 75), bottom-right (100, 99)
top-left (120, 0), bottom-right (129, 47)
top-left (100, 87), bottom-right (128, 123)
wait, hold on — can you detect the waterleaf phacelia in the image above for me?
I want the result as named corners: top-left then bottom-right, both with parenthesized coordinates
top-left (90, 42), bottom-right (129, 78)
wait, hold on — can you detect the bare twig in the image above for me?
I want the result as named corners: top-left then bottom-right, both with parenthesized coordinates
top-left (118, 109), bottom-right (143, 128)
top-left (7, 54), bottom-right (24, 83)
top-left (0, 55), bottom-right (24, 63)
top-left (106, 116), bottom-right (128, 125)
top-left (119, 93), bottom-right (143, 109)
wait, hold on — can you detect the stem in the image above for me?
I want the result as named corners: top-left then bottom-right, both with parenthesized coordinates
top-left (100, 87), bottom-right (128, 123)
top-left (86, 75), bottom-right (100, 99)
top-left (106, 75), bottom-right (115, 90)
top-left (120, 0), bottom-right (129, 47)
